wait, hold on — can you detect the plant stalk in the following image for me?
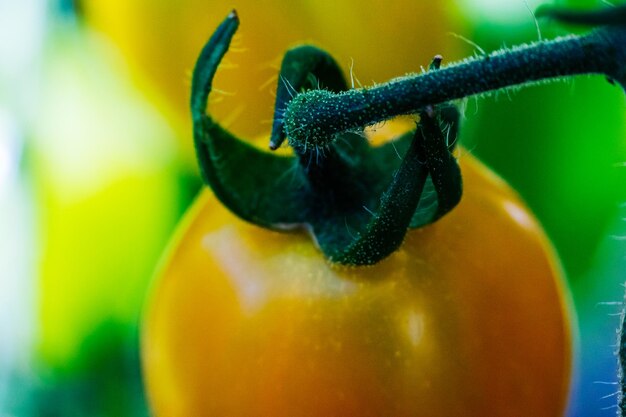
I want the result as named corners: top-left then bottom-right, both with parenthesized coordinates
top-left (283, 26), bottom-right (626, 147)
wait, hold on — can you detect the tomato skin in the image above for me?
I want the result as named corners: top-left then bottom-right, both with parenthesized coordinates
top-left (141, 152), bottom-right (572, 416)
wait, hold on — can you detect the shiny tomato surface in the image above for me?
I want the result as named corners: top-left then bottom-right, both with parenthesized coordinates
top-left (142, 153), bottom-right (572, 417)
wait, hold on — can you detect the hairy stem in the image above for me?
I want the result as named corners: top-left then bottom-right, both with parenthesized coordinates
top-left (283, 26), bottom-right (626, 147)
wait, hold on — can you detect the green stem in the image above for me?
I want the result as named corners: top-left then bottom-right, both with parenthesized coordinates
top-left (283, 26), bottom-right (626, 148)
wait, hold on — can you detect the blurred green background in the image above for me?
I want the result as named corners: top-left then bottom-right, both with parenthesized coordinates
top-left (1, 0), bottom-right (624, 416)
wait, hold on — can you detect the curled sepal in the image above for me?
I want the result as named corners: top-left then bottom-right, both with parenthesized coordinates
top-left (536, 4), bottom-right (626, 27)
top-left (310, 103), bottom-right (461, 265)
top-left (191, 10), bottom-right (238, 121)
top-left (191, 11), bottom-right (308, 228)
top-left (410, 104), bottom-right (462, 227)
top-left (313, 126), bottom-right (430, 265)
top-left (408, 54), bottom-right (461, 228)
top-left (270, 46), bottom-right (348, 150)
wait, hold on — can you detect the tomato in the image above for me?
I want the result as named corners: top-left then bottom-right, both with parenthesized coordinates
top-left (78, 0), bottom-right (464, 163)
top-left (142, 153), bottom-right (572, 416)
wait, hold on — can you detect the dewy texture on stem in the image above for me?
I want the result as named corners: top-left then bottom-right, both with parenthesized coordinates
top-left (283, 26), bottom-right (626, 149)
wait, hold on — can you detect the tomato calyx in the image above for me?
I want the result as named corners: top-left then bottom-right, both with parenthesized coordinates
top-left (191, 11), bottom-right (462, 265)
top-left (191, 5), bottom-right (626, 266)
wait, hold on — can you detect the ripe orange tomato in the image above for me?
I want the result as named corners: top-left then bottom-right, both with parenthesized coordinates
top-left (141, 153), bottom-right (572, 417)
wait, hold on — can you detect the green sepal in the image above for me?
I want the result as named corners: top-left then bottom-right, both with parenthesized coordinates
top-left (191, 12), bottom-right (463, 265)
top-left (194, 117), bottom-right (309, 227)
top-left (311, 127), bottom-right (429, 265)
top-left (190, 10), bottom-right (239, 123)
top-left (190, 11), bottom-right (309, 227)
top-left (409, 104), bottom-right (461, 227)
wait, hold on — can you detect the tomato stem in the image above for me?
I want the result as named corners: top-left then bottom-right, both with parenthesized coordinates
top-left (536, 4), bottom-right (626, 27)
top-left (269, 46), bottom-right (348, 151)
top-left (268, 45), bottom-right (364, 203)
top-left (282, 25), bottom-right (626, 150)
